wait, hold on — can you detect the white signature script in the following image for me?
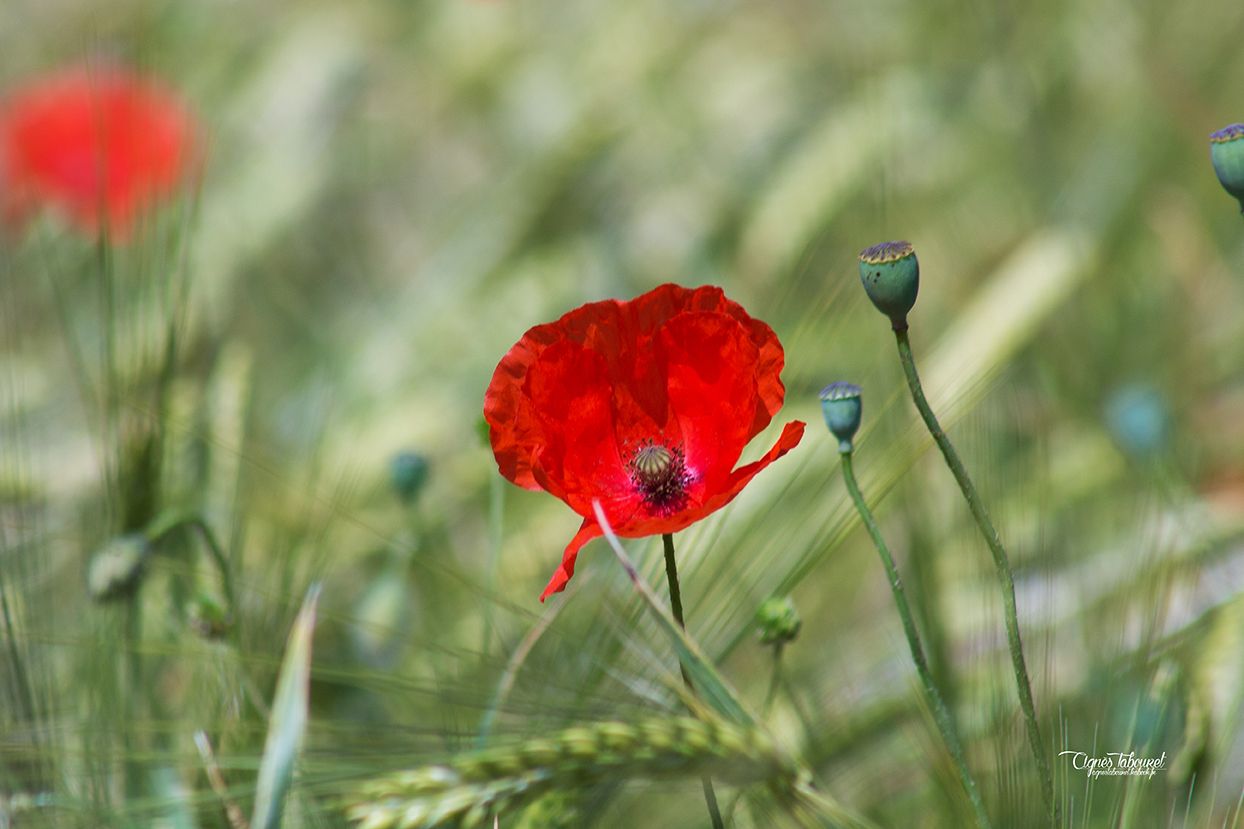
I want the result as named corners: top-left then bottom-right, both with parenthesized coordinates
top-left (1058, 750), bottom-right (1166, 779)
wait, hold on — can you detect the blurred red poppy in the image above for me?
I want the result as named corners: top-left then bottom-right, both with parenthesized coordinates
top-left (485, 284), bottom-right (806, 601)
top-left (0, 66), bottom-right (197, 236)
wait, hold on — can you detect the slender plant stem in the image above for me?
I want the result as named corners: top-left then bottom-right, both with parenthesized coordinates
top-left (481, 473), bottom-right (504, 660)
top-left (0, 576), bottom-right (37, 728)
top-left (903, 501), bottom-right (956, 713)
top-left (893, 327), bottom-right (1055, 823)
top-left (123, 599), bottom-right (144, 800)
top-left (96, 231), bottom-right (120, 504)
top-left (662, 533), bottom-right (725, 829)
top-left (779, 670), bottom-right (817, 744)
top-left (194, 731), bottom-right (250, 829)
top-left (763, 645), bottom-right (784, 716)
top-left (662, 535), bottom-right (686, 627)
top-left (840, 452), bottom-right (991, 829)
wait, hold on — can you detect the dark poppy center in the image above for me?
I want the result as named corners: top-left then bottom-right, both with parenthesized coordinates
top-left (627, 441), bottom-right (689, 512)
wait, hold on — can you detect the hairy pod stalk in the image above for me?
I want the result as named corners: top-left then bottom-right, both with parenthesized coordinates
top-left (345, 716), bottom-right (803, 829)
top-left (892, 328), bottom-right (1055, 823)
top-left (821, 382), bottom-right (989, 826)
top-left (838, 450), bottom-right (991, 828)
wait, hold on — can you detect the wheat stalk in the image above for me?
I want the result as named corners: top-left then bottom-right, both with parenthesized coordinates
top-left (345, 716), bottom-right (804, 829)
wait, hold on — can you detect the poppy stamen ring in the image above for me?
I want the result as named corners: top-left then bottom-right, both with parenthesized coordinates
top-left (628, 441), bottom-right (690, 512)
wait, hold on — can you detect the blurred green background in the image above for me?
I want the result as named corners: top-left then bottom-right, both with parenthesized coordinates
top-left (3, 0), bottom-right (1244, 826)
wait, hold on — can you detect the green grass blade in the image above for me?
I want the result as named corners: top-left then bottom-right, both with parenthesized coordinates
top-left (251, 583), bottom-right (321, 829)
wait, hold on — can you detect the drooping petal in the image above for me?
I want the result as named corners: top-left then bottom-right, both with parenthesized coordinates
top-left (539, 517), bottom-right (603, 602)
top-left (693, 420), bottom-right (806, 518)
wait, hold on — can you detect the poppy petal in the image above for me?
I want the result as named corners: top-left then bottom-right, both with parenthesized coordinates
top-left (485, 330), bottom-right (554, 491)
top-left (539, 517), bottom-right (603, 602)
top-left (524, 340), bottom-right (636, 519)
top-left (745, 317), bottom-right (786, 435)
top-left (658, 311), bottom-right (761, 494)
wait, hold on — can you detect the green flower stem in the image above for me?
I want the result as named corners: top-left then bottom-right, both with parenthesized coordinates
top-left (662, 534), bottom-right (686, 627)
top-left (123, 598), bottom-right (144, 800)
top-left (662, 533), bottom-right (725, 829)
top-left (96, 231), bottom-right (116, 413)
top-left (840, 451), bottom-right (991, 829)
top-left (763, 644), bottom-right (784, 716)
top-left (96, 230), bottom-right (120, 499)
top-left (893, 327), bottom-right (1055, 823)
top-left (481, 473), bottom-right (504, 659)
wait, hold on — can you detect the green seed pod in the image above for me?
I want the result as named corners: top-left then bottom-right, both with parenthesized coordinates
top-left (819, 382), bottom-right (862, 454)
top-left (389, 451), bottom-right (429, 503)
top-left (1210, 124), bottom-right (1244, 212)
top-left (755, 596), bottom-right (801, 646)
top-left (858, 240), bottom-right (919, 328)
top-left (86, 534), bottom-right (150, 602)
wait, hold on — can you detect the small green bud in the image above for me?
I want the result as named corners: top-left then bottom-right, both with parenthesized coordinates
top-left (755, 596), bottom-right (801, 646)
top-left (389, 451), bottom-right (429, 503)
top-left (1210, 124), bottom-right (1244, 212)
top-left (858, 240), bottom-right (919, 329)
top-left (819, 382), bottom-right (862, 453)
top-left (87, 534), bottom-right (150, 602)
top-left (188, 591), bottom-right (232, 639)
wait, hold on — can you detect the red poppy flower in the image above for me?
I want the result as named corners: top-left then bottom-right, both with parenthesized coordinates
top-left (485, 283), bottom-right (806, 601)
top-left (0, 66), bottom-right (197, 236)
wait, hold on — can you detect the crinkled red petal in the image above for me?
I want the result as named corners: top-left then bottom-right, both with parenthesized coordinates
top-left (745, 316), bottom-right (786, 435)
top-left (658, 311), bottom-right (762, 499)
top-left (523, 339), bottom-right (640, 520)
top-left (484, 284), bottom-right (785, 493)
top-left (484, 329), bottom-right (552, 491)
